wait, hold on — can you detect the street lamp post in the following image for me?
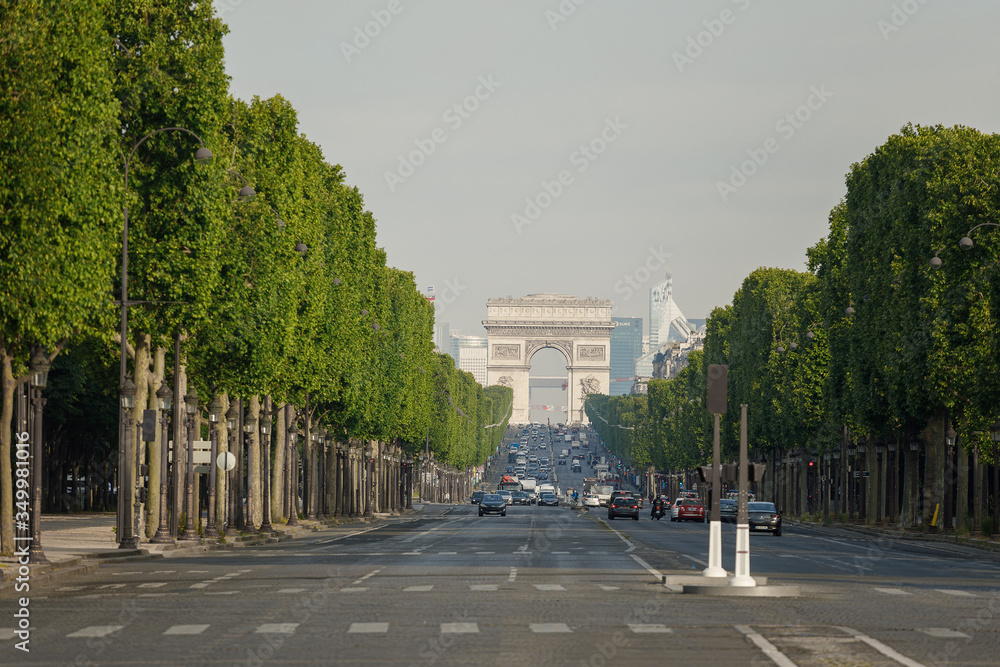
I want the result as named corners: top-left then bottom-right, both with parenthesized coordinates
top-left (287, 423), bottom-right (299, 526)
top-left (206, 396), bottom-right (223, 539)
top-left (365, 444), bottom-right (374, 518)
top-left (944, 424), bottom-right (956, 533)
top-left (28, 350), bottom-right (50, 563)
top-left (151, 382), bottom-right (174, 543)
top-left (225, 404), bottom-right (239, 536)
top-left (181, 388), bottom-right (199, 540)
top-left (242, 413), bottom-right (257, 530)
top-left (119, 377), bottom-right (138, 549)
top-left (259, 413), bottom-right (274, 534)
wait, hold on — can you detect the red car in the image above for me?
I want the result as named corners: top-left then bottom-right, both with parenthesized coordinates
top-left (671, 498), bottom-right (706, 522)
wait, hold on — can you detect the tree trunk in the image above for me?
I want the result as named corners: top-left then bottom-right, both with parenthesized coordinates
top-left (248, 395), bottom-right (261, 530)
top-left (1, 348), bottom-right (18, 556)
top-left (957, 444), bottom-right (969, 531)
top-left (146, 345), bottom-right (165, 539)
top-left (272, 402), bottom-right (285, 522)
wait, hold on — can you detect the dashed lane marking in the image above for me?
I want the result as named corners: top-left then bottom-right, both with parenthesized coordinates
top-left (734, 625), bottom-right (798, 667)
top-left (918, 628), bottom-right (970, 638)
top-left (67, 626), bottom-right (124, 638)
top-left (137, 583), bottom-right (168, 588)
top-left (349, 623), bottom-right (388, 633)
top-left (340, 587), bottom-right (368, 592)
top-left (530, 623), bottom-right (572, 633)
top-left (277, 588), bottom-right (307, 594)
top-left (470, 585), bottom-right (498, 591)
top-left (0, 629), bottom-right (16, 640)
top-left (439, 551), bottom-right (457, 555)
top-left (875, 587), bottom-right (910, 595)
top-left (98, 584), bottom-right (126, 590)
top-left (205, 591), bottom-right (240, 595)
top-left (533, 584), bottom-right (565, 591)
top-left (629, 624), bottom-right (672, 633)
top-left (598, 585), bottom-right (619, 591)
top-left (255, 623), bottom-right (298, 635)
top-left (404, 585), bottom-right (434, 592)
top-left (936, 589), bottom-right (976, 597)
top-left (442, 623), bottom-right (479, 633)
top-left (164, 624), bottom-right (210, 635)
top-left (508, 567), bottom-right (517, 583)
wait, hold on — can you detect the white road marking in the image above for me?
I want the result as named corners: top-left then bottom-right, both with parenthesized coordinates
top-left (98, 584), bottom-right (126, 590)
top-left (470, 584), bottom-right (498, 591)
top-left (0, 629), bottom-right (16, 640)
top-left (189, 583), bottom-right (210, 589)
top-left (277, 588), bottom-right (307, 594)
top-left (255, 623), bottom-right (298, 634)
top-left (936, 589), bottom-right (976, 597)
top-left (163, 624), bottom-right (210, 635)
top-left (151, 570), bottom-right (175, 574)
top-left (205, 591), bottom-right (240, 595)
top-left (508, 567), bottom-right (517, 583)
top-left (475, 551), bottom-right (495, 555)
top-left (551, 551), bottom-right (570, 554)
top-left (630, 554), bottom-right (662, 580)
top-left (836, 626), bottom-right (926, 667)
top-left (138, 593), bottom-right (169, 597)
top-left (530, 623), bottom-right (572, 633)
top-left (439, 551), bottom-right (458, 555)
top-left (441, 622), bottom-right (479, 633)
top-left (918, 628), bottom-right (970, 638)
top-left (734, 625), bottom-right (798, 667)
top-left (340, 587), bottom-right (368, 592)
top-left (875, 587), bottom-right (910, 595)
top-left (404, 585), bottom-right (434, 592)
top-left (598, 585), bottom-right (619, 591)
top-left (349, 622), bottom-right (388, 633)
top-left (314, 524), bottom-right (387, 546)
top-left (187, 570), bottom-right (209, 573)
top-left (629, 624), bottom-right (672, 633)
top-left (137, 582), bottom-right (167, 588)
top-left (110, 571), bottom-right (141, 576)
top-left (57, 586), bottom-right (84, 591)
top-left (682, 554), bottom-right (708, 567)
top-left (598, 518), bottom-right (636, 552)
top-left (533, 584), bottom-right (565, 591)
top-left (588, 551), bottom-right (607, 555)
top-left (67, 626), bottom-right (123, 638)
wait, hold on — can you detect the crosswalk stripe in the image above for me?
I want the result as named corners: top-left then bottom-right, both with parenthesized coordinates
top-left (163, 624), bottom-right (210, 635)
top-left (340, 587), bottom-right (368, 592)
top-left (874, 587), bottom-right (910, 595)
top-left (629, 624), bottom-right (672, 633)
top-left (470, 584), bottom-right (498, 591)
top-left (533, 584), bottom-right (565, 591)
top-left (404, 585), bottom-right (434, 592)
top-left (138, 582), bottom-right (168, 588)
top-left (936, 589), bottom-right (976, 597)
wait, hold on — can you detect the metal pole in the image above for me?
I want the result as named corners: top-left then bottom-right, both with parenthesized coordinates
top-left (29, 387), bottom-right (49, 563)
top-left (731, 404), bottom-right (754, 586)
top-left (151, 405), bottom-right (173, 543)
top-left (205, 422), bottom-right (218, 538)
top-left (704, 412), bottom-right (726, 577)
top-left (182, 408), bottom-right (198, 540)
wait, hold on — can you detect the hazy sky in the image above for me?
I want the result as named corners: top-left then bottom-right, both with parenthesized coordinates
top-left (217, 0), bottom-right (1000, 345)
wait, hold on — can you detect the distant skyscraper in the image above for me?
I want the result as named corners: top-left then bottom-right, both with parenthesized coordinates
top-left (648, 272), bottom-right (691, 347)
top-left (610, 317), bottom-right (643, 396)
top-left (454, 335), bottom-right (487, 386)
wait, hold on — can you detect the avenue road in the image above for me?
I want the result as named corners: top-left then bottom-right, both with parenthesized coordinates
top-left (3, 457), bottom-right (999, 665)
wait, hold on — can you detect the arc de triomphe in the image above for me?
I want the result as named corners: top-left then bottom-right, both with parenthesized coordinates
top-left (484, 294), bottom-right (613, 425)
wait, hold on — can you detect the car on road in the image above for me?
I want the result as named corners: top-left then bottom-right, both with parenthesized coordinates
top-left (671, 498), bottom-right (706, 522)
top-left (537, 492), bottom-right (559, 506)
top-left (478, 494), bottom-right (507, 516)
top-left (628, 492), bottom-right (644, 509)
top-left (607, 495), bottom-right (639, 520)
top-left (719, 499), bottom-right (737, 523)
top-left (583, 493), bottom-right (600, 508)
top-left (496, 489), bottom-right (513, 504)
top-left (510, 491), bottom-right (531, 506)
top-left (748, 501), bottom-right (781, 536)
top-left (471, 490), bottom-right (485, 505)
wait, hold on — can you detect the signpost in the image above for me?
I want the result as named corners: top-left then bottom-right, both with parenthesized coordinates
top-left (731, 404), bottom-right (755, 587)
top-left (704, 364), bottom-right (728, 578)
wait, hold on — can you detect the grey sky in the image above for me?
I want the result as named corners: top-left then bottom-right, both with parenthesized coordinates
top-left (217, 0), bottom-right (1000, 344)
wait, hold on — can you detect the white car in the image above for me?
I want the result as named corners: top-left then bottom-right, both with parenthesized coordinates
top-left (583, 493), bottom-right (600, 508)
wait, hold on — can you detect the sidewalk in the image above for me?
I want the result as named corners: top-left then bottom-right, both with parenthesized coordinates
top-left (0, 506), bottom-right (434, 592)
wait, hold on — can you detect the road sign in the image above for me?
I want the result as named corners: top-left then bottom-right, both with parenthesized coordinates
top-left (218, 451), bottom-right (236, 471)
top-left (862, 471), bottom-right (870, 478)
top-left (853, 471), bottom-right (860, 478)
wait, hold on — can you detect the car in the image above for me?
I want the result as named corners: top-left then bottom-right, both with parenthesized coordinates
top-left (719, 499), bottom-right (737, 523)
top-left (496, 490), bottom-right (513, 504)
top-left (748, 501), bottom-right (782, 536)
top-left (479, 494), bottom-right (507, 516)
top-left (537, 492), bottom-right (559, 506)
top-left (471, 490), bottom-right (485, 505)
top-left (629, 492), bottom-right (644, 509)
top-left (510, 491), bottom-right (531, 506)
top-left (559, 459), bottom-right (567, 465)
top-left (607, 495), bottom-right (639, 520)
top-left (672, 498), bottom-right (706, 522)
top-left (583, 493), bottom-right (600, 508)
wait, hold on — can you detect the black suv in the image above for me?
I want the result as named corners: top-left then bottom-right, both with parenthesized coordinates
top-left (607, 495), bottom-right (639, 520)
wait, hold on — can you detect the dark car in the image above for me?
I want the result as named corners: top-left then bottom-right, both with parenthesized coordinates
top-left (510, 491), bottom-right (531, 506)
top-left (719, 499), bottom-right (738, 523)
top-left (628, 492), bottom-right (644, 509)
top-left (748, 501), bottom-right (781, 536)
top-left (471, 490), bottom-right (485, 505)
top-left (537, 492), bottom-right (559, 506)
top-left (607, 495), bottom-right (639, 521)
top-left (479, 494), bottom-right (507, 516)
